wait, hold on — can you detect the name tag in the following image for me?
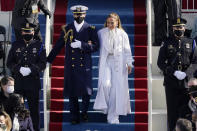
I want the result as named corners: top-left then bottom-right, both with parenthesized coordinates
top-left (32, 5), bottom-right (38, 14)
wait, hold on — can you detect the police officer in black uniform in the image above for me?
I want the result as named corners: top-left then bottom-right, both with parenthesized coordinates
top-left (153, 0), bottom-right (181, 46)
top-left (47, 5), bottom-right (99, 124)
top-left (7, 23), bottom-right (46, 131)
top-left (12, 0), bottom-right (51, 42)
top-left (157, 18), bottom-right (197, 131)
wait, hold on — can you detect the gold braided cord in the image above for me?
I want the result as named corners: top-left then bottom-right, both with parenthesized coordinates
top-left (61, 25), bottom-right (73, 43)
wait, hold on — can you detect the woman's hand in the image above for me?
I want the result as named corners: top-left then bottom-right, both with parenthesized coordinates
top-left (128, 66), bottom-right (132, 74)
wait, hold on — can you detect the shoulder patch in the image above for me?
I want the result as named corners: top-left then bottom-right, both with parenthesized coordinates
top-left (90, 25), bottom-right (95, 30)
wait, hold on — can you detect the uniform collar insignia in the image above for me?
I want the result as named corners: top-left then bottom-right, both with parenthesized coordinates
top-left (168, 45), bottom-right (173, 49)
top-left (16, 48), bottom-right (21, 52)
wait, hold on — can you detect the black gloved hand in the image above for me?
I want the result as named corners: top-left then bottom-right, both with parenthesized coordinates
top-left (45, 10), bottom-right (52, 19)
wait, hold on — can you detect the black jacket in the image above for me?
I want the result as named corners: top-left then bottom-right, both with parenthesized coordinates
top-left (12, 0), bottom-right (50, 29)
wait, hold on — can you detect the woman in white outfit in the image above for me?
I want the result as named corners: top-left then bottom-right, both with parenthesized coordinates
top-left (93, 12), bottom-right (134, 124)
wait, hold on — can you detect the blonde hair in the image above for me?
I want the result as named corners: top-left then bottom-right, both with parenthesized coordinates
top-left (104, 12), bottom-right (123, 30)
top-left (0, 111), bottom-right (12, 131)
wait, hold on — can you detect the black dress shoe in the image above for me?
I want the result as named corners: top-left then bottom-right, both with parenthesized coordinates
top-left (71, 119), bottom-right (80, 125)
top-left (81, 113), bottom-right (88, 122)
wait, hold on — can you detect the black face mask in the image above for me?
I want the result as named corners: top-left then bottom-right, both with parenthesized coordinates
top-left (23, 34), bottom-right (33, 41)
top-left (174, 30), bottom-right (185, 37)
top-left (74, 17), bottom-right (85, 24)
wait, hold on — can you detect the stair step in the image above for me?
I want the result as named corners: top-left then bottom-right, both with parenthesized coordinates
top-left (49, 122), bottom-right (148, 131)
top-left (52, 34), bottom-right (147, 47)
top-left (50, 44), bottom-right (147, 57)
top-left (49, 99), bottom-right (148, 112)
top-left (66, 14), bottom-right (134, 24)
top-left (50, 111), bottom-right (148, 123)
top-left (51, 66), bottom-right (147, 78)
top-left (52, 55), bottom-right (147, 67)
top-left (53, 23), bottom-right (147, 35)
top-left (50, 88), bottom-right (148, 100)
top-left (51, 77), bottom-right (147, 89)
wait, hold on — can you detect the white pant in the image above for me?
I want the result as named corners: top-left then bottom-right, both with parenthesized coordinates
top-left (106, 55), bottom-right (119, 124)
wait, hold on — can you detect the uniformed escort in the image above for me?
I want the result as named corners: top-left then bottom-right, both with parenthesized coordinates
top-left (157, 18), bottom-right (197, 131)
top-left (7, 23), bottom-right (46, 131)
top-left (12, 0), bottom-right (51, 42)
top-left (47, 5), bottom-right (99, 124)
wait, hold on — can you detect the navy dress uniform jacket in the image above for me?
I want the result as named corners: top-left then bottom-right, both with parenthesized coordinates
top-left (47, 22), bottom-right (99, 97)
top-left (7, 40), bottom-right (46, 80)
top-left (157, 36), bottom-right (197, 87)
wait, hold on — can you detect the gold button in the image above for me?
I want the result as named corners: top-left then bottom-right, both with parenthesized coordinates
top-left (72, 57), bottom-right (75, 60)
top-left (72, 64), bottom-right (75, 67)
top-left (80, 64), bottom-right (83, 67)
top-left (72, 50), bottom-right (74, 53)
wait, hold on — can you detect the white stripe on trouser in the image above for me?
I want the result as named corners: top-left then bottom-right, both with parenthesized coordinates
top-left (106, 55), bottom-right (119, 124)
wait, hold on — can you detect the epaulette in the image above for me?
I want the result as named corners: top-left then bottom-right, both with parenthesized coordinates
top-left (90, 25), bottom-right (95, 30)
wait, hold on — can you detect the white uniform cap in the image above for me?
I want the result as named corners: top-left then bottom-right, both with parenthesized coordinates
top-left (70, 5), bottom-right (88, 13)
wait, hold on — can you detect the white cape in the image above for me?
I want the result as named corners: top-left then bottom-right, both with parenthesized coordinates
top-left (93, 27), bottom-right (134, 115)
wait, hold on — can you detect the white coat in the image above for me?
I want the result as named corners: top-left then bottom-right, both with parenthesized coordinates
top-left (93, 27), bottom-right (134, 115)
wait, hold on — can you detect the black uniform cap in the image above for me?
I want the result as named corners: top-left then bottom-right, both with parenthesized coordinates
top-left (21, 23), bottom-right (36, 33)
top-left (172, 18), bottom-right (187, 27)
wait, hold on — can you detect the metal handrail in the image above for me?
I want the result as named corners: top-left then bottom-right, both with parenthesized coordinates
top-left (182, 0), bottom-right (197, 12)
top-left (147, 0), bottom-right (152, 131)
top-left (43, 0), bottom-right (51, 130)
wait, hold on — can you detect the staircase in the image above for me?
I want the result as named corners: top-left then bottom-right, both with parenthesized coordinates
top-left (49, 0), bottom-right (148, 131)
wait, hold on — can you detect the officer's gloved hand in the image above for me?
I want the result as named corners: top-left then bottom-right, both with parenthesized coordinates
top-left (19, 67), bottom-right (31, 76)
top-left (46, 62), bottom-right (50, 68)
top-left (173, 71), bottom-right (186, 80)
top-left (71, 39), bottom-right (81, 49)
top-left (24, 67), bottom-right (31, 75)
top-left (45, 11), bottom-right (52, 19)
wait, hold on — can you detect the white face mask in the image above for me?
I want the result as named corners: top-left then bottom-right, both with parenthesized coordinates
top-left (6, 86), bottom-right (14, 94)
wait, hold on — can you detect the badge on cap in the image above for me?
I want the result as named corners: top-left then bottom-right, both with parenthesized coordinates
top-left (70, 5), bottom-right (88, 13)
top-left (26, 23), bottom-right (30, 28)
top-left (177, 18), bottom-right (181, 24)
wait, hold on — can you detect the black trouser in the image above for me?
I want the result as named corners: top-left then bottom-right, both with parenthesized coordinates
top-left (164, 81), bottom-right (190, 131)
top-left (13, 24), bottom-right (42, 42)
top-left (14, 77), bottom-right (41, 131)
top-left (153, 0), bottom-right (179, 46)
top-left (69, 95), bottom-right (90, 120)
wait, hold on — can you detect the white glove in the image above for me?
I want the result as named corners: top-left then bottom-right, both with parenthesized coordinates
top-left (173, 71), bottom-right (186, 80)
top-left (19, 67), bottom-right (31, 76)
top-left (71, 39), bottom-right (81, 49)
top-left (46, 62), bottom-right (50, 68)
